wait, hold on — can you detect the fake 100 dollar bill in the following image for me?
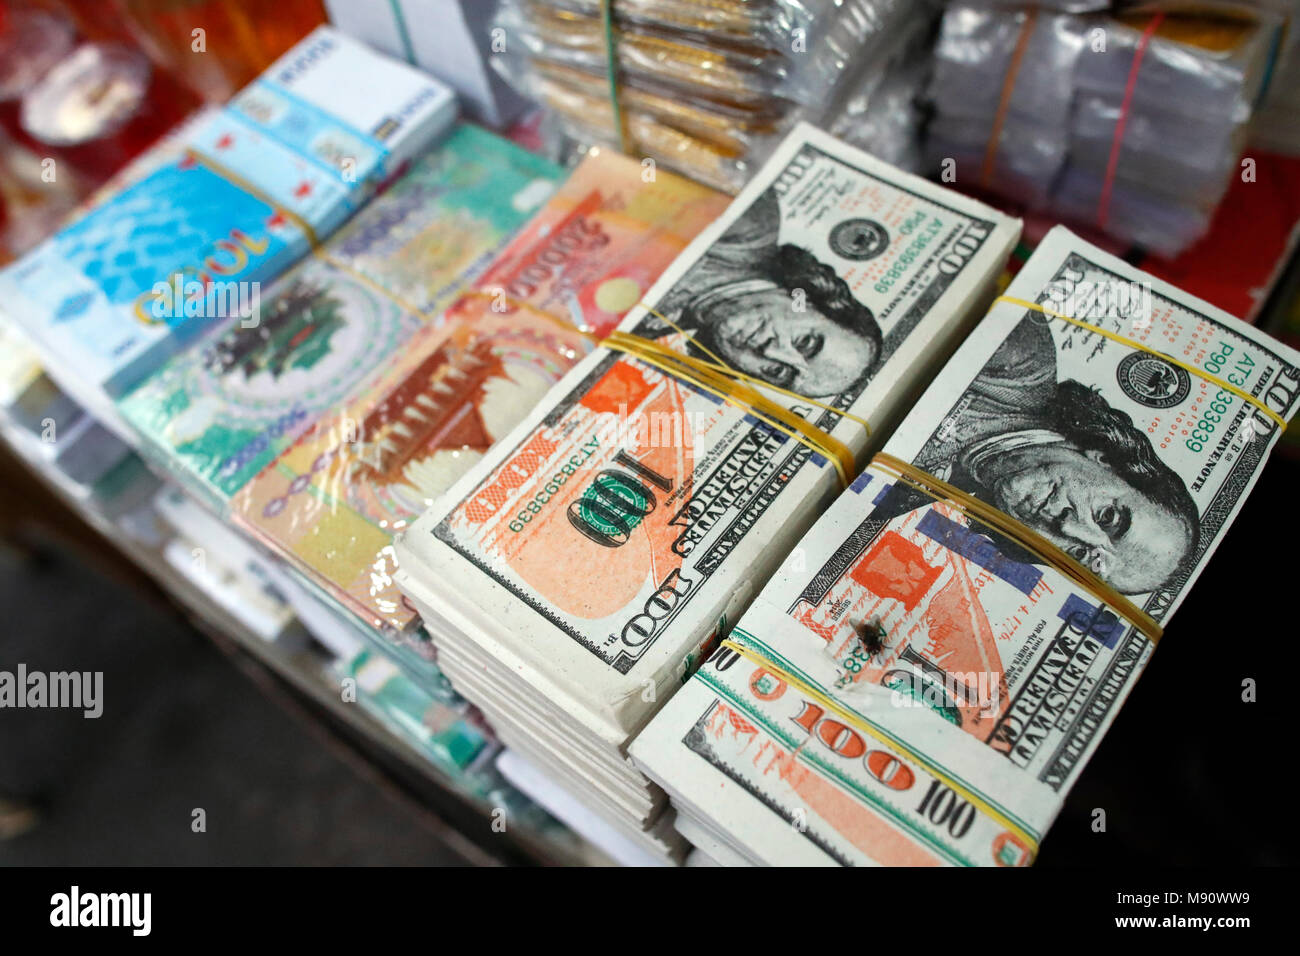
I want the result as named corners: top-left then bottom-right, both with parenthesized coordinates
top-left (394, 123), bottom-right (1020, 748)
top-left (629, 226), bottom-right (1300, 865)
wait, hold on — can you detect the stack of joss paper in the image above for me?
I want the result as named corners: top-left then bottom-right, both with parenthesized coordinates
top-left (0, 26), bottom-right (454, 428)
top-left (491, 0), bottom-right (939, 192)
top-left (119, 123), bottom-right (564, 511)
top-left (392, 125), bottom-right (1021, 860)
top-left (631, 225), bottom-right (1300, 865)
top-left (927, 2), bottom-right (1280, 256)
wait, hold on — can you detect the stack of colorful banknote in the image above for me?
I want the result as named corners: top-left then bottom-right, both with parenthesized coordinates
top-left (0, 25), bottom-right (455, 431)
top-left (392, 124), bottom-right (1021, 859)
top-left (230, 146), bottom-right (728, 640)
top-left (118, 123), bottom-right (565, 511)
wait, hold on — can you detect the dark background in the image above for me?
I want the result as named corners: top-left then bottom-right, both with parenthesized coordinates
top-left (0, 440), bottom-right (1294, 866)
top-left (0, 446), bottom-right (471, 865)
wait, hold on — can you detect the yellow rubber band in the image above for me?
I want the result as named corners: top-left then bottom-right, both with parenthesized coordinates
top-left (996, 294), bottom-right (1288, 431)
top-left (873, 452), bottom-right (1162, 644)
top-left (606, 331), bottom-right (858, 488)
top-left (451, 290), bottom-right (865, 488)
top-left (719, 634), bottom-right (1040, 860)
top-left (637, 301), bottom-right (874, 436)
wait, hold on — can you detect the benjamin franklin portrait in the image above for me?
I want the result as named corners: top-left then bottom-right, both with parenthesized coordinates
top-left (908, 313), bottom-right (1200, 595)
top-left (648, 188), bottom-right (883, 400)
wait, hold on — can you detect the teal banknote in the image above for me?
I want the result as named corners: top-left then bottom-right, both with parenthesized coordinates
top-left (117, 124), bottom-right (563, 508)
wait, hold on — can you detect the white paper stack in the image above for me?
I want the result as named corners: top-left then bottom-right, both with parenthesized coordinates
top-left (324, 0), bottom-right (533, 128)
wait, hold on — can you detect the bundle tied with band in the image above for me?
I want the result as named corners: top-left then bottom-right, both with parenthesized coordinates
top-left (927, 2), bottom-right (1282, 256)
top-left (596, 286), bottom-right (1287, 649)
top-left (462, 236), bottom-right (1287, 659)
top-left (391, 126), bottom-right (1026, 856)
top-left (478, 272), bottom-right (1229, 645)
top-left (490, 0), bottom-right (939, 191)
top-left (630, 223), bottom-right (1300, 866)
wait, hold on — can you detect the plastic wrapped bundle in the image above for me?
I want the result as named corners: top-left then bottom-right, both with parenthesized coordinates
top-left (1069, 93), bottom-right (1242, 206)
top-left (492, 0), bottom-right (938, 191)
top-left (1073, 7), bottom-right (1276, 123)
top-left (926, 7), bottom-right (1088, 208)
top-left (925, 2), bottom-right (1283, 256)
top-left (929, 8), bottom-right (1085, 127)
top-left (523, 0), bottom-right (903, 51)
top-left (503, 0), bottom-right (911, 108)
top-left (1069, 5), bottom-right (1277, 251)
top-left (827, 53), bottom-right (931, 172)
top-left (826, 7), bottom-right (936, 171)
top-left (1053, 161), bottom-right (1212, 256)
top-left (962, 0), bottom-right (1108, 8)
top-left (524, 61), bottom-right (764, 191)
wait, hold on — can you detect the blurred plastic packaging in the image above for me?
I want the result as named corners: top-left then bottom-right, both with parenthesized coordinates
top-left (925, 1), bottom-right (1284, 257)
top-left (826, 6), bottom-right (935, 171)
top-left (1250, 0), bottom-right (1300, 154)
top-left (490, 0), bottom-right (940, 191)
top-left (928, 8), bottom-right (1087, 207)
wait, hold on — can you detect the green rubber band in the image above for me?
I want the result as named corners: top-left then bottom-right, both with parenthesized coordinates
top-left (600, 0), bottom-right (628, 153)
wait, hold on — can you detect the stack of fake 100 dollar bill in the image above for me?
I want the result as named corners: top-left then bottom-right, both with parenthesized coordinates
top-left (630, 225), bottom-right (1300, 865)
top-left (393, 123), bottom-right (1022, 861)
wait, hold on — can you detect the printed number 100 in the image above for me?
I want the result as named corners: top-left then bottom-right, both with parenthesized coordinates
top-left (916, 780), bottom-right (976, 839)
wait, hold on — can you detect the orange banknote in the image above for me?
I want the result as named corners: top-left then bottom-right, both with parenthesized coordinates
top-left (427, 350), bottom-right (719, 675)
top-left (447, 147), bottom-right (729, 339)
